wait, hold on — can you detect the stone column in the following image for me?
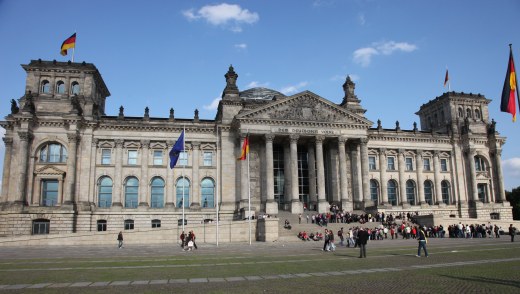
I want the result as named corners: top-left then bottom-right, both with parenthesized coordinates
top-left (165, 140), bottom-right (175, 208)
top-left (468, 149), bottom-right (478, 202)
top-left (307, 142), bottom-right (317, 210)
top-left (360, 138), bottom-right (371, 207)
top-left (191, 141), bottom-right (201, 208)
top-left (433, 151), bottom-right (443, 205)
top-left (398, 149), bottom-right (407, 205)
top-left (379, 148), bottom-right (388, 205)
top-left (14, 131), bottom-right (31, 204)
top-left (351, 144), bottom-right (362, 206)
top-left (139, 140), bottom-right (150, 208)
top-left (112, 139), bottom-right (124, 208)
top-left (264, 134), bottom-right (278, 214)
top-left (494, 149), bottom-right (506, 202)
top-left (63, 133), bottom-right (79, 205)
top-left (315, 135), bottom-right (328, 213)
top-left (338, 136), bottom-right (350, 208)
top-left (88, 138), bottom-right (98, 205)
top-left (239, 134), bottom-right (249, 208)
top-left (416, 150), bottom-right (426, 204)
top-left (1, 137), bottom-right (13, 202)
top-left (290, 134), bottom-right (302, 213)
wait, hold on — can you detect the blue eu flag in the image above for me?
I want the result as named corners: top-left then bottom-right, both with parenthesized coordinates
top-left (169, 130), bottom-right (184, 168)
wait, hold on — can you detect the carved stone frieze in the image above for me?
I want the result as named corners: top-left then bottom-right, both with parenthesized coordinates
top-left (268, 96), bottom-right (341, 122)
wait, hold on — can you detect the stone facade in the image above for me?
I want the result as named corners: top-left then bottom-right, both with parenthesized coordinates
top-left (0, 60), bottom-right (513, 238)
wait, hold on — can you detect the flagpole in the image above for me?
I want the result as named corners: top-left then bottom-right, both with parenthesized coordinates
top-left (247, 131), bottom-right (251, 245)
top-left (182, 125), bottom-right (186, 232)
top-left (72, 30), bottom-right (76, 63)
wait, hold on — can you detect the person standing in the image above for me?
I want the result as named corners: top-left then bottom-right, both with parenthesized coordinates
top-left (189, 230), bottom-right (198, 249)
top-left (322, 229), bottom-right (330, 251)
top-left (338, 228), bottom-right (344, 246)
top-left (180, 231), bottom-right (186, 248)
top-left (357, 227), bottom-right (369, 258)
top-left (416, 226), bottom-right (429, 257)
top-left (509, 224), bottom-right (517, 242)
top-left (117, 231), bottom-right (124, 249)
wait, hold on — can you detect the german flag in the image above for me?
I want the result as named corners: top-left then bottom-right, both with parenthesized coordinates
top-left (501, 44), bottom-right (520, 122)
top-left (60, 33), bottom-right (76, 56)
top-left (237, 136), bottom-right (249, 161)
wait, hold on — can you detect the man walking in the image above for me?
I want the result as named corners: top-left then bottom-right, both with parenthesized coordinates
top-left (416, 226), bottom-right (429, 257)
top-left (117, 231), bottom-right (124, 249)
top-left (509, 224), bottom-right (517, 242)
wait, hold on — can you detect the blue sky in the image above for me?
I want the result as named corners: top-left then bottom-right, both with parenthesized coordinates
top-left (0, 0), bottom-right (519, 190)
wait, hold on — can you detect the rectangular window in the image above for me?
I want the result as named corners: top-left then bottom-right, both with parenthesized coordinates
top-left (128, 150), bottom-right (138, 165)
top-left (42, 179), bottom-right (58, 206)
top-left (97, 220), bottom-right (107, 232)
top-left (179, 151), bottom-right (188, 166)
top-left (153, 150), bottom-right (163, 165)
top-left (441, 158), bottom-right (448, 172)
top-left (405, 157), bottom-right (414, 171)
top-left (32, 220), bottom-right (50, 235)
top-left (152, 219), bottom-right (161, 228)
top-left (203, 151), bottom-right (213, 166)
top-left (423, 158), bottom-right (431, 171)
top-left (369, 156), bottom-right (376, 170)
top-left (124, 220), bottom-right (134, 230)
top-left (387, 157), bottom-right (395, 171)
top-left (101, 149), bottom-right (111, 165)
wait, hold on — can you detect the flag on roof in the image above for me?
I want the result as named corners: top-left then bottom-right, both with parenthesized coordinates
top-left (60, 33), bottom-right (76, 56)
top-left (500, 45), bottom-right (520, 122)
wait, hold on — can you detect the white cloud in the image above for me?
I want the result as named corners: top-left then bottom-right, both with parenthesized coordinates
top-left (280, 82), bottom-right (308, 95)
top-left (182, 3), bottom-right (259, 32)
top-left (203, 96), bottom-right (221, 111)
top-left (353, 41), bottom-right (418, 67)
top-left (358, 13), bottom-right (365, 25)
top-left (503, 157), bottom-right (520, 176)
top-left (234, 43), bottom-right (247, 50)
top-left (247, 81), bottom-right (269, 88)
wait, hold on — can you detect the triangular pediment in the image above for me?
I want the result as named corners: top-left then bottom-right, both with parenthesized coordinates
top-left (236, 91), bottom-right (372, 126)
top-left (35, 165), bottom-right (66, 176)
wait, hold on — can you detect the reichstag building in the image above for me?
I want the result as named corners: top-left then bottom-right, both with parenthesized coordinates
top-left (0, 59), bottom-right (512, 236)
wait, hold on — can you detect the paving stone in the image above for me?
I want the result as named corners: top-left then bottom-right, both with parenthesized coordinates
top-left (110, 281), bottom-right (132, 286)
top-left (294, 273), bottom-right (312, 278)
top-left (48, 283), bottom-right (72, 288)
top-left (261, 275), bottom-right (280, 279)
top-left (27, 283), bottom-right (52, 288)
top-left (149, 280), bottom-right (168, 284)
top-left (189, 278), bottom-right (208, 283)
top-left (278, 274), bottom-right (294, 279)
top-left (169, 279), bottom-right (188, 283)
top-left (208, 278), bottom-right (226, 282)
top-left (309, 272), bottom-right (327, 276)
top-left (244, 276), bottom-right (263, 281)
top-left (4, 284), bottom-right (31, 290)
top-left (324, 271), bottom-right (343, 276)
top-left (226, 277), bottom-right (246, 282)
top-left (90, 282), bottom-right (111, 287)
top-left (131, 280), bottom-right (149, 285)
top-left (70, 282), bottom-right (92, 287)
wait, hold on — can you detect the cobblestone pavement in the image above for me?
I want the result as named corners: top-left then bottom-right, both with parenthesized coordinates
top-left (0, 237), bottom-right (518, 292)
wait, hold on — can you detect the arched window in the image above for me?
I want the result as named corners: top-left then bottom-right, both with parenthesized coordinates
top-left (98, 177), bottom-right (113, 208)
top-left (56, 81), bottom-right (65, 94)
top-left (474, 156), bottom-right (486, 172)
top-left (40, 142), bottom-right (67, 163)
top-left (466, 108), bottom-right (472, 118)
top-left (441, 180), bottom-right (450, 205)
top-left (370, 179), bottom-right (379, 206)
top-left (475, 109), bottom-right (481, 120)
top-left (406, 180), bottom-right (416, 205)
top-left (458, 107), bottom-right (463, 118)
top-left (150, 177), bottom-right (165, 208)
top-left (424, 180), bottom-right (433, 205)
top-left (124, 177), bottom-right (139, 208)
top-left (176, 177), bottom-right (190, 208)
top-left (387, 180), bottom-right (397, 206)
top-left (32, 219), bottom-right (50, 234)
top-left (41, 80), bottom-right (50, 93)
top-left (71, 82), bottom-right (80, 95)
top-left (201, 178), bottom-right (215, 208)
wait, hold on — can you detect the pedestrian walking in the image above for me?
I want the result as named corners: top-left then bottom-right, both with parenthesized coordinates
top-left (416, 226), bottom-right (429, 257)
top-left (180, 231), bottom-right (186, 249)
top-left (509, 224), bottom-right (517, 242)
top-left (117, 231), bottom-right (124, 249)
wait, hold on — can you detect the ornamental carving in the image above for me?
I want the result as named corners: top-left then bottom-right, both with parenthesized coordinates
top-left (268, 97), bottom-right (340, 122)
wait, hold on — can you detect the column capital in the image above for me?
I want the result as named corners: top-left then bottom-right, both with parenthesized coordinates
top-left (314, 135), bottom-right (324, 143)
top-left (359, 138), bottom-right (369, 145)
top-left (91, 138), bottom-right (99, 147)
top-left (265, 133), bottom-right (275, 142)
top-left (140, 140), bottom-right (150, 148)
top-left (495, 149), bottom-right (502, 157)
top-left (290, 134), bottom-right (300, 143)
top-left (239, 133), bottom-right (248, 140)
top-left (2, 137), bottom-right (13, 146)
top-left (17, 131), bottom-right (32, 141)
top-left (338, 136), bottom-right (347, 144)
top-left (416, 149), bottom-right (423, 156)
top-left (191, 141), bottom-right (201, 149)
top-left (468, 148), bottom-right (477, 156)
top-left (379, 148), bottom-right (387, 155)
top-left (398, 148), bottom-right (406, 155)
top-left (115, 139), bottom-right (124, 148)
top-left (67, 133), bottom-right (79, 143)
top-left (166, 140), bottom-right (174, 148)
top-left (433, 150), bottom-right (441, 157)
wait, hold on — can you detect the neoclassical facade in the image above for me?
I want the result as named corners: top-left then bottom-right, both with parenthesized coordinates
top-left (0, 59), bottom-right (512, 236)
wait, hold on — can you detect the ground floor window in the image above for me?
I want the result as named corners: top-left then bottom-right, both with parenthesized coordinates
top-left (32, 219), bottom-right (50, 234)
top-left (97, 220), bottom-right (107, 231)
top-left (151, 219), bottom-right (161, 228)
top-left (124, 219), bottom-right (134, 230)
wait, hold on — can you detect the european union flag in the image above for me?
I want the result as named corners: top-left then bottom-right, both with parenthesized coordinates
top-left (169, 130), bottom-right (184, 168)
